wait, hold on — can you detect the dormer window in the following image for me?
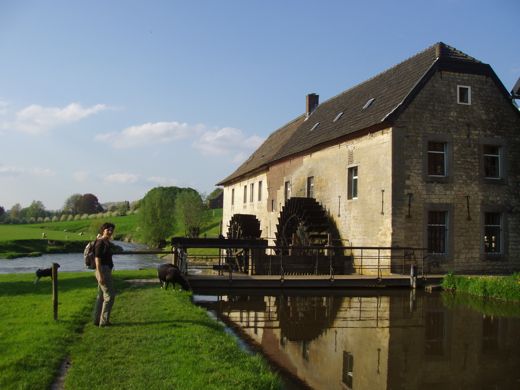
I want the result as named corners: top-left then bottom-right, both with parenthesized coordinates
top-left (333, 112), bottom-right (344, 122)
top-left (310, 122), bottom-right (320, 132)
top-left (457, 85), bottom-right (471, 105)
top-left (362, 98), bottom-right (375, 110)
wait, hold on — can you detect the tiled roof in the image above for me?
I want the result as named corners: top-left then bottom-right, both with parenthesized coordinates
top-left (218, 42), bottom-right (486, 185)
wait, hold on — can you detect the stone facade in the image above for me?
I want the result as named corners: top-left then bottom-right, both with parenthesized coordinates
top-left (392, 71), bottom-right (520, 272)
top-left (219, 43), bottom-right (520, 274)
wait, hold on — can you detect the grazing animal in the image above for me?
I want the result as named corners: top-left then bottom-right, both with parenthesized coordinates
top-left (157, 263), bottom-right (191, 291)
top-left (34, 264), bottom-right (60, 284)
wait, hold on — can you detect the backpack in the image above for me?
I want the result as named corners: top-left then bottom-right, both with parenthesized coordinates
top-left (83, 240), bottom-right (97, 269)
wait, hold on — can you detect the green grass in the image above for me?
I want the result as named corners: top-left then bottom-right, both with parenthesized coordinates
top-left (0, 209), bottom-right (223, 258)
top-left (442, 272), bottom-right (520, 302)
top-left (0, 270), bottom-right (281, 390)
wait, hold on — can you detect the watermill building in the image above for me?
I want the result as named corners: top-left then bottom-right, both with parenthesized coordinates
top-left (217, 42), bottom-right (520, 274)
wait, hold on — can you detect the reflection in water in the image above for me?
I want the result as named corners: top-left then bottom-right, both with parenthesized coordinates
top-left (194, 290), bottom-right (520, 390)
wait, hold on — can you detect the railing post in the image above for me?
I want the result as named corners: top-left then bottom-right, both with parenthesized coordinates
top-left (280, 250), bottom-right (284, 282)
top-left (52, 262), bottom-right (59, 321)
top-left (377, 249), bottom-right (381, 279)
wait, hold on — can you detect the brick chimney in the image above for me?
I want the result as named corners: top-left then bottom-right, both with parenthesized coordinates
top-left (306, 93), bottom-right (319, 117)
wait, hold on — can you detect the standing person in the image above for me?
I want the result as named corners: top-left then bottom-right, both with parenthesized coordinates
top-left (93, 222), bottom-right (116, 327)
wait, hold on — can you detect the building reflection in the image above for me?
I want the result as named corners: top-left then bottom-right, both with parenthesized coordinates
top-left (196, 291), bottom-right (520, 390)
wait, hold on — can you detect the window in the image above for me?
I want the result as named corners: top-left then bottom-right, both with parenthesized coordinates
top-left (428, 142), bottom-right (447, 176)
top-left (231, 188), bottom-right (235, 206)
top-left (284, 181), bottom-right (291, 202)
top-left (342, 351), bottom-right (354, 389)
top-left (457, 85), bottom-right (471, 105)
top-left (310, 122), bottom-right (320, 131)
top-left (483, 145), bottom-right (501, 179)
top-left (243, 185), bottom-right (247, 204)
top-left (250, 183), bottom-right (254, 203)
top-left (347, 167), bottom-right (358, 199)
top-left (333, 112), bottom-right (343, 122)
top-left (362, 97), bottom-right (375, 110)
top-left (258, 181), bottom-right (262, 201)
top-left (427, 211), bottom-right (447, 254)
top-left (484, 212), bottom-right (502, 254)
top-left (307, 176), bottom-right (314, 198)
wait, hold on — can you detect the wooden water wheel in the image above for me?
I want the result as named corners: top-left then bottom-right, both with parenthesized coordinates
top-left (226, 214), bottom-right (261, 271)
top-left (275, 197), bottom-right (337, 254)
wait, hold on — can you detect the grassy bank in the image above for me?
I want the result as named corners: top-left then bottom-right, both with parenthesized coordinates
top-left (442, 273), bottom-right (520, 302)
top-left (0, 209), bottom-right (223, 258)
top-left (0, 270), bottom-right (281, 389)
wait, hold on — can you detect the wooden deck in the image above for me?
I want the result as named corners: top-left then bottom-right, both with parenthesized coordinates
top-left (187, 273), bottom-right (444, 290)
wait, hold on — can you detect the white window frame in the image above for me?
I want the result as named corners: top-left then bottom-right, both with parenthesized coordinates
top-left (258, 181), bottom-right (262, 202)
top-left (250, 183), bottom-right (254, 203)
top-left (427, 141), bottom-right (447, 177)
top-left (347, 166), bottom-right (358, 200)
top-left (483, 145), bottom-right (501, 179)
top-left (307, 176), bottom-right (315, 198)
top-left (457, 85), bottom-right (471, 105)
top-left (484, 212), bottom-right (502, 255)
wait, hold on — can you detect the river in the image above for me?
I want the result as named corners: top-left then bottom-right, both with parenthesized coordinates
top-left (0, 241), bottom-right (167, 274)
top-left (193, 289), bottom-right (520, 390)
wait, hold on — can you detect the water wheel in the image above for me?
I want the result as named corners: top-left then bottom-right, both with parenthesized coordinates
top-left (275, 197), bottom-right (335, 254)
top-left (226, 214), bottom-right (261, 272)
top-left (227, 214), bottom-right (261, 240)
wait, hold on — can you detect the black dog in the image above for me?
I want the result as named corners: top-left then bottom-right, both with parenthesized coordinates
top-left (157, 263), bottom-right (191, 291)
top-left (34, 264), bottom-right (60, 284)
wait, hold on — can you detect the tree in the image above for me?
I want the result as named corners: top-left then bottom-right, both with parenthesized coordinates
top-left (138, 186), bottom-right (194, 247)
top-left (24, 200), bottom-right (46, 220)
top-left (63, 193), bottom-right (103, 214)
top-left (78, 193), bottom-right (103, 214)
top-left (9, 203), bottom-right (22, 221)
top-left (0, 206), bottom-right (5, 222)
top-left (63, 194), bottom-right (83, 214)
top-left (175, 190), bottom-right (206, 237)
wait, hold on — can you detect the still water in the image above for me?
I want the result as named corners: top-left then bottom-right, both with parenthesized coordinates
top-left (0, 241), bottom-right (166, 274)
top-left (194, 289), bottom-right (520, 390)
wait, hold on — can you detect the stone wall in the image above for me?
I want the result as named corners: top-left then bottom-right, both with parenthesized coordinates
top-left (393, 70), bottom-right (520, 272)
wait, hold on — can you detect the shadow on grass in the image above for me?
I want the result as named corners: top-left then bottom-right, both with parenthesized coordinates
top-left (1, 275), bottom-right (95, 296)
top-left (102, 319), bottom-right (222, 331)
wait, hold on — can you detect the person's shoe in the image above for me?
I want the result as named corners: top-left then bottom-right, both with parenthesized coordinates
top-left (99, 321), bottom-right (112, 327)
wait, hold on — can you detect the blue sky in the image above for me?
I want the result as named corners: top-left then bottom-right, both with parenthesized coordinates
top-left (0, 0), bottom-right (518, 210)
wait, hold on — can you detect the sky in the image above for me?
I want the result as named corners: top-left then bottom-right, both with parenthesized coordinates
top-left (0, 0), bottom-right (518, 211)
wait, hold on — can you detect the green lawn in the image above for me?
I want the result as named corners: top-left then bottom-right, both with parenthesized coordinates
top-left (0, 209), bottom-right (223, 258)
top-left (0, 270), bottom-right (281, 390)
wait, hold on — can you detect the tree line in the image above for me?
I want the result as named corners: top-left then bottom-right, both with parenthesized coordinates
top-left (0, 193), bottom-right (135, 224)
top-left (0, 187), bottom-right (223, 247)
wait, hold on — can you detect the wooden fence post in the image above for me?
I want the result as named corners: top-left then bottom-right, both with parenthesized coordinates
top-left (52, 262), bottom-right (59, 321)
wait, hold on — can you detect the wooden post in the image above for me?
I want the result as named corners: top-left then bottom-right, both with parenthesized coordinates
top-left (52, 262), bottom-right (59, 321)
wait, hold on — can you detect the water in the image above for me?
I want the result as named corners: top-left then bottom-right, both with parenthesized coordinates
top-left (0, 241), bottom-right (167, 274)
top-left (193, 289), bottom-right (520, 390)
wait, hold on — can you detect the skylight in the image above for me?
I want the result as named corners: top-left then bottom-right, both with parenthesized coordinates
top-left (362, 98), bottom-right (375, 110)
top-left (310, 122), bottom-right (320, 131)
top-left (333, 112), bottom-right (343, 122)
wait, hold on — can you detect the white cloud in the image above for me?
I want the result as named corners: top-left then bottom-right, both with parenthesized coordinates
top-left (194, 127), bottom-right (264, 161)
top-left (103, 173), bottom-right (139, 184)
top-left (146, 176), bottom-right (177, 186)
top-left (0, 164), bottom-right (55, 177)
top-left (73, 171), bottom-right (90, 183)
top-left (96, 121), bottom-right (200, 148)
top-left (5, 102), bottom-right (108, 135)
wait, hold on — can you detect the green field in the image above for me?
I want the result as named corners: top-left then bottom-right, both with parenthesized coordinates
top-left (0, 270), bottom-right (281, 389)
top-left (0, 209), bottom-right (223, 258)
